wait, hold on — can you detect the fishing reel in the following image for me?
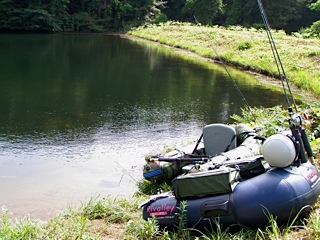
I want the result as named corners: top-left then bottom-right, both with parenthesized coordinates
top-left (288, 108), bottom-right (314, 165)
top-left (290, 113), bottom-right (302, 128)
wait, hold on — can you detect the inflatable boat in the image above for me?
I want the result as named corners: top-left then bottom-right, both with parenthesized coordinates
top-left (143, 124), bottom-right (263, 182)
top-left (140, 1), bottom-right (320, 228)
top-left (140, 119), bottom-right (320, 229)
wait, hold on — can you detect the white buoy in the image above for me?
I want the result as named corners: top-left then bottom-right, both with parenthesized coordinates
top-left (262, 133), bottom-right (297, 168)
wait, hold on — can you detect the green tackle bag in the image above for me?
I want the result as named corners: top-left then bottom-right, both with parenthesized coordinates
top-left (172, 166), bottom-right (237, 199)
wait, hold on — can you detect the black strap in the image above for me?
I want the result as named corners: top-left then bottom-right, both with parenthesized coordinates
top-left (192, 134), bottom-right (203, 154)
top-left (224, 134), bottom-right (236, 152)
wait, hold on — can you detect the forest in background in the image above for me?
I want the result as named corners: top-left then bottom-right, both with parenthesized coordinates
top-left (0, 0), bottom-right (320, 36)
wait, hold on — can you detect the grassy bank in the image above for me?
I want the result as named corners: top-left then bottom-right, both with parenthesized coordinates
top-left (0, 190), bottom-right (319, 239)
top-left (127, 21), bottom-right (320, 99)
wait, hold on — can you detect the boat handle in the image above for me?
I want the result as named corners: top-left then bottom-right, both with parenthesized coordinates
top-left (200, 199), bottom-right (230, 217)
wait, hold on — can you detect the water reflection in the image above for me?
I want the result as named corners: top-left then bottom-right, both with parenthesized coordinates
top-left (0, 34), bottom-right (289, 218)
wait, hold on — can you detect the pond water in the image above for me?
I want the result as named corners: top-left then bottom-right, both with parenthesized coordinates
top-left (0, 33), bottom-right (288, 219)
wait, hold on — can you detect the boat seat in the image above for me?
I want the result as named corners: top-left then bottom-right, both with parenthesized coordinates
top-left (203, 123), bottom-right (237, 156)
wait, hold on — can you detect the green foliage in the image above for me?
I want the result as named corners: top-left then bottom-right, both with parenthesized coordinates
top-left (162, 0), bottom-right (186, 21)
top-left (300, 20), bottom-right (320, 38)
top-left (307, 50), bottom-right (320, 57)
top-left (73, 11), bottom-right (102, 32)
top-left (0, 0), bottom-right (319, 32)
top-left (182, 0), bottom-right (223, 24)
top-left (310, 20), bottom-right (320, 37)
top-left (0, 0), bottom-right (12, 26)
top-left (125, 217), bottom-right (161, 239)
top-left (4, 8), bottom-right (55, 31)
top-left (153, 13), bottom-right (168, 24)
top-left (231, 105), bottom-right (289, 137)
top-left (174, 201), bottom-right (190, 240)
top-left (231, 104), bottom-right (320, 154)
top-left (76, 195), bottom-right (139, 223)
top-left (0, 0), bottom-right (162, 32)
top-left (46, 0), bottom-right (70, 30)
top-left (237, 41), bottom-right (253, 51)
top-left (0, 209), bottom-right (44, 239)
top-left (200, 219), bottom-right (234, 240)
top-left (0, 0), bottom-right (71, 31)
top-left (306, 106), bottom-right (320, 151)
top-left (256, 206), bottom-right (310, 240)
top-left (137, 179), bottom-right (172, 195)
top-left (224, 0), bottom-right (318, 33)
top-left (224, 0), bottom-right (250, 26)
top-left (310, 0), bottom-right (320, 12)
top-left (306, 207), bottom-right (320, 240)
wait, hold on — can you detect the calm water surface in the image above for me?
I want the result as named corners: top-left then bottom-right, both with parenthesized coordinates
top-left (0, 34), bottom-right (288, 218)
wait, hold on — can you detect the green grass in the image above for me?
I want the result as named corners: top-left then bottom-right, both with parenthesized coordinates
top-left (127, 21), bottom-right (320, 98)
top-left (2, 193), bottom-right (318, 239)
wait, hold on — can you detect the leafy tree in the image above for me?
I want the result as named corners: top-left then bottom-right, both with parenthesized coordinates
top-left (162, 0), bottom-right (186, 21)
top-left (308, 0), bottom-right (320, 36)
top-left (223, 0), bottom-right (317, 32)
top-left (45, 0), bottom-right (69, 18)
top-left (12, 0), bottom-right (28, 8)
top-left (67, 0), bottom-right (161, 31)
top-left (284, 0), bottom-right (319, 33)
top-left (310, 0), bottom-right (320, 11)
top-left (263, 0), bottom-right (311, 30)
top-left (224, 0), bottom-right (248, 26)
top-left (0, 0), bottom-right (70, 31)
top-left (4, 8), bottom-right (55, 31)
top-left (1, 0), bottom-right (319, 32)
top-left (182, 0), bottom-right (223, 24)
top-left (0, 0), bottom-right (13, 27)
top-left (73, 11), bottom-right (99, 31)
top-left (43, 0), bottom-right (70, 30)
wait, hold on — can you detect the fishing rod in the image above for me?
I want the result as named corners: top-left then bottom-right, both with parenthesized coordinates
top-left (193, 16), bottom-right (255, 120)
top-left (147, 156), bottom-right (210, 164)
top-left (256, 0), bottom-right (314, 164)
top-left (256, 0), bottom-right (298, 113)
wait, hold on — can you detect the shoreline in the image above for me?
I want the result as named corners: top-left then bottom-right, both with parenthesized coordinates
top-left (122, 33), bottom-right (319, 105)
top-left (125, 22), bottom-right (320, 104)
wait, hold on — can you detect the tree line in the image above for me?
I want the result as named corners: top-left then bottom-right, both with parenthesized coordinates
top-left (0, 0), bottom-right (319, 35)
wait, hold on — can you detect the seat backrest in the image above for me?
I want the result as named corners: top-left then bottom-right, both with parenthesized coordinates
top-left (203, 123), bottom-right (237, 156)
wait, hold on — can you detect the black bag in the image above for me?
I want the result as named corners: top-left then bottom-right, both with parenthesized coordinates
top-left (238, 156), bottom-right (266, 178)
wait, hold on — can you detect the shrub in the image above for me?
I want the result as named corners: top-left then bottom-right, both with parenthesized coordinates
top-left (310, 20), bottom-right (320, 37)
top-left (153, 13), bottom-right (168, 24)
top-left (237, 41), bottom-right (253, 50)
